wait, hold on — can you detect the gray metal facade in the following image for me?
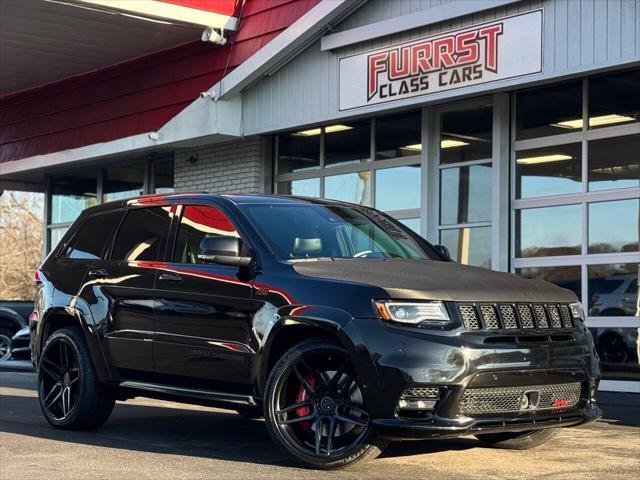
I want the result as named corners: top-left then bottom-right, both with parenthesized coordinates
top-left (241, 0), bottom-right (640, 135)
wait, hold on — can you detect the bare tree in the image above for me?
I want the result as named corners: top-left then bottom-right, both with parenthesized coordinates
top-left (0, 191), bottom-right (44, 300)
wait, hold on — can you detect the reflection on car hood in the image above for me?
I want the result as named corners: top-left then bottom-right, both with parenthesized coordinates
top-left (293, 259), bottom-right (576, 303)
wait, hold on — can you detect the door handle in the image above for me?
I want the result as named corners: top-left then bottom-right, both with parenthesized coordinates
top-left (87, 268), bottom-right (109, 278)
top-left (159, 273), bottom-right (182, 283)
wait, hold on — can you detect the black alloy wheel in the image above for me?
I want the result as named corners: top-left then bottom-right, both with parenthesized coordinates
top-left (37, 327), bottom-right (115, 430)
top-left (265, 339), bottom-right (387, 469)
top-left (39, 335), bottom-right (80, 420)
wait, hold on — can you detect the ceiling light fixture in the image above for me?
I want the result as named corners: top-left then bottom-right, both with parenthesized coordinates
top-left (551, 114), bottom-right (636, 130)
top-left (402, 144), bottom-right (422, 152)
top-left (292, 125), bottom-right (353, 137)
top-left (516, 154), bottom-right (572, 165)
top-left (441, 139), bottom-right (470, 149)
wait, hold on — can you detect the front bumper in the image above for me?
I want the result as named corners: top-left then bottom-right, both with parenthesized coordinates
top-left (373, 405), bottom-right (602, 440)
top-left (345, 318), bottom-right (601, 439)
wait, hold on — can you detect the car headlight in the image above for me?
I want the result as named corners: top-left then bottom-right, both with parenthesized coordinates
top-left (570, 302), bottom-right (584, 321)
top-left (374, 300), bottom-right (450, 325)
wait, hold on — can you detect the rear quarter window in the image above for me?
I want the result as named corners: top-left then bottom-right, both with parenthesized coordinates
top-left (63, 211), bottom-right (124, 260)
top-left (111, 207), bottom-right (172, 262)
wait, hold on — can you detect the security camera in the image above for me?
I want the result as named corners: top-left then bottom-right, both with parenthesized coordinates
top-left (202, 27), bottom-right (226, 45)
top-left (200, 90), bottom-right (217, 101)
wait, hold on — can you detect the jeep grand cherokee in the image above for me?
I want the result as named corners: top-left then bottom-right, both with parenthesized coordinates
top-left (31, 193), bottom-right (601, 469)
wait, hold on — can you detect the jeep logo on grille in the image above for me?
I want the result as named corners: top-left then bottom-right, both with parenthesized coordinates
top-left (519, 390), bottom-right (540, 410)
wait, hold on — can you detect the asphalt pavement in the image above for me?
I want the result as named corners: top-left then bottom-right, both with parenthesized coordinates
top-left (1, 370), bottom-right (639, 480)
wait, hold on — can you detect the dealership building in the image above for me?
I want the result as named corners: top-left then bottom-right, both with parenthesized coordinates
top-left (0, 0), bottom-right (638, 392)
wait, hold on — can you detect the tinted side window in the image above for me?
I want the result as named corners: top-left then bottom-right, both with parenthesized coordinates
top-left (65, 211), bottom-right (123, 260)
top-left (111, 207), bottom-right (172, 261)
top-left (173, 205), bottom-right (238, 264)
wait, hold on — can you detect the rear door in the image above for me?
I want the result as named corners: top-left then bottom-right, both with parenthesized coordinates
top-left (96, 205), bottom-right (173, 379)
top-left (153, 203), bottom-right (257, 393)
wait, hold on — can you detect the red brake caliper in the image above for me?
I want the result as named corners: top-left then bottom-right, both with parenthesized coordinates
top-left (295, 373), bottom-right (315, 431)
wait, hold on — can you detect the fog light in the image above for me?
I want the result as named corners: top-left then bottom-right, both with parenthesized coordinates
top-left (397, 386), bottom-right (441, 411)
top-left (398, 399), bottom-right (437, 410)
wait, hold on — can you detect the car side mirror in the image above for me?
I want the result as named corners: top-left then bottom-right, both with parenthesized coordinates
top-left (197, 235), bottom-right (252, 267)
top-left (434, 244), bottom-right (451, 261)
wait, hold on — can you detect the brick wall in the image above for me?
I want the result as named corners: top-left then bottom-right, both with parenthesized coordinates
top-left (173, 136), bottom-right (272, 193)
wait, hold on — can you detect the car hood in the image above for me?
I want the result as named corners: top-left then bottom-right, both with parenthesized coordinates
top-left (293, 259), bottom-right (576, 303)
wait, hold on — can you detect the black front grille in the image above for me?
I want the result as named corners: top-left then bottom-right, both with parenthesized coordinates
top-left (458, 303), bottom-right (575, 331)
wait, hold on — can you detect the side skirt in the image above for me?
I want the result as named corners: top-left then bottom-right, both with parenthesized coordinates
top-left (118, 381), bottom-right (259, 410)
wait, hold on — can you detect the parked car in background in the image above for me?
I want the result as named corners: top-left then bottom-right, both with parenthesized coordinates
top-left (10, 326), bottom-right (31, 360)
top-left (588, 273), bottom-right (638, 317)
top-left (31, 193), bottom-right (601, 469)
top-left (0, 300), bottom-right (31, 360)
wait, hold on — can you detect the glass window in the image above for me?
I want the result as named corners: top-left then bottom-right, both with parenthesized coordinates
top-left (49, 227), bottom-right (68, 251)
top-left (515, 81), bottom-right (582, 139)
top-left (103, 162), bottom-right (145, 202)
top-left (399, 218), bottom-right (420, 234)
top-left (516, 266), bottom-right (582, 299)
top-left (589, 199), bottom-right (639, 254)
top-left (440, 164), bottom-right (492, 224)
top-left (516, 143), bottom-right (582, 198)
top-left (440, 226), bottom-right (491, 268)
top-left (589, 327), bottom-right (639, 381)
top-left (324, 172), bottom-right (372, 206)
top-left (277, 131), bottom-right (320, 174)
top-left (324, 122), bottom-right (370, 167)
top-left (375, 111), bottom-right (421, 160)
top-left (516, 204), bottom-right (581, 257)
top-left (588, 134), bottom-right (640, 191)
top-left (240, 203), bottom-right (438, 260)
top-left (173, 206), bottom-right (239, 264)
top-left (111, 207), bottom-right (172, 262)
top-left (588, 264), bottom-right (638, 317)
top-left (589, 69), bottom-right (640, 129)
top-left (64, 211), bottom-right (123, 260)
top-left (51, 173), bottom-right (97, 224)
top-left (440, 106), bottom-right (492, 164)
top-left (154, 160), bottom-right (174, 193)
top-left (277, 178), bottom-right (320, 197)
top-left (375, 165), bottom-right (420, 211)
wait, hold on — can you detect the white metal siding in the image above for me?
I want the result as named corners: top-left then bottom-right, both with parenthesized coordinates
top-left (241, 0), bottom-right (640, 135)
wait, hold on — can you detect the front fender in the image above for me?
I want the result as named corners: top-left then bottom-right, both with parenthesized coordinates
top-left (254, 304), bottom-right (364, 397)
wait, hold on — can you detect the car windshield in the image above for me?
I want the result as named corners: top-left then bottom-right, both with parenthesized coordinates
top-left (240, 203), bottom-right (441, 261)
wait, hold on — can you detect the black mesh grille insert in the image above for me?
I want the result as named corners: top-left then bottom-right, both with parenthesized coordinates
top-left (517, 304), bottom-right (535, 329)
top-left (459, 304), bottom-right (480, 330)
top-left (458, 303), bottom-right (574, 332)
top-left (533, 305), bottom-right (550, 328)
top-left (548, 305), bottom-right (563, 328)
top-left (480, 305), bottom-right (500, 329)
top-left (500, 305), bottom-right (518, 329)
top-left (559, 305), bottom-right (573, 328)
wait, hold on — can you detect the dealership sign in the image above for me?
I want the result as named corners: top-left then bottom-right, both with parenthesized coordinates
top-left (339, 10), bottom-right (543, 110)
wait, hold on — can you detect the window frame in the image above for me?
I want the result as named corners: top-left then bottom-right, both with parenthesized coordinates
top-left (45, 155), bottom-right (175, 254)
top-left (167, 202), bottom-right (253, 267)
top-left (510, 75), bottom-right (640, 332)
top-left (274, 115), bottom-right (422, 228)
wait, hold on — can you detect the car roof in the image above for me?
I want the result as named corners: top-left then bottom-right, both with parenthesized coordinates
top-left (81, 192), bottom-right (357, 215)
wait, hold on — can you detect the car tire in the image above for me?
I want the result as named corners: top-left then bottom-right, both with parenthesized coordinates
top-left (0, 328), bottom-right (13, 360)
top-left (264, 338), bottom-right (388, 469)
top-left (475, 428), bottom-right (556, 450)
top-left (37, 327), bottom-right (115, 430)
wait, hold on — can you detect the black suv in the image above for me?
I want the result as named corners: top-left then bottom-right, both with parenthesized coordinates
top-left (31, 193), bottom-right (601, 469)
